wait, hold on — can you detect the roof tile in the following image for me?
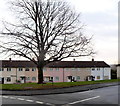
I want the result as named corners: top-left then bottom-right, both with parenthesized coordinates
top-left (0, 60), bottom-right (110, 68)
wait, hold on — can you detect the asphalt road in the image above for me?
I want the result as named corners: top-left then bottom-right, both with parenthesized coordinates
top-left (1, 85), bottom-right (119, 106)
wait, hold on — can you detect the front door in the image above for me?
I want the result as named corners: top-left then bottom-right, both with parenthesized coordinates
top-left (67, 76), bottom-right (72, 82)
top-left (21, 77), bottom-right (26, 83)
top-left (2, 78), bottom-right (4, 84)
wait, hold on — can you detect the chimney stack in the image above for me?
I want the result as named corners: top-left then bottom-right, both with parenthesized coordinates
top-left (92, 58), bottom-right (94, 61)
top-left (73, 58), bottom-right (75, 61)
top-left (9, 58), bottom-right (12, 61)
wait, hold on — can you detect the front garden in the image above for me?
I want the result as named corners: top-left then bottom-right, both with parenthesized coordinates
top-left (0, 79), bottom-right (119, 90)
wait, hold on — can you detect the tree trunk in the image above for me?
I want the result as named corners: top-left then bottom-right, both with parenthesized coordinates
top-left (37, 66), bottom-right (44, 84)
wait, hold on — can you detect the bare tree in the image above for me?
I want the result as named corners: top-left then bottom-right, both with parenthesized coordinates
top-left (0, 0), bottom-right (94, 83)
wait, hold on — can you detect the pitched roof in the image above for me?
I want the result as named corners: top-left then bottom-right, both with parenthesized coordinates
top-left (0, 60), bottom-right (110, 68)
top-left (116, 64), bottom-right (120, 66)
top-left (46, 61), bottom-right (110, 68)
top-left (0, 60), bottom-right (36, 68)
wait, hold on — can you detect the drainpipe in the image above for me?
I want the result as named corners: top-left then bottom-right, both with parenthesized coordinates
top-left (103, 68), bottom-right (104, 80)
top-left (16, 68), bottom-right (17, 82)
top-left (63, 68), bottom-right (64, 82)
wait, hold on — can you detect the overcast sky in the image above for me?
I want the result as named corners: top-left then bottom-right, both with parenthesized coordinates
top-left (0, 0), bottom-right (119, 64)
top-left (67, 0), bottom-right (118, 64)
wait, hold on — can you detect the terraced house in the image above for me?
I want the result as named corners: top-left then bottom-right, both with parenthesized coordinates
top-left (117, 64), bottom-right (120, 79)
top-left (0, 59), bottom-right (111, 84)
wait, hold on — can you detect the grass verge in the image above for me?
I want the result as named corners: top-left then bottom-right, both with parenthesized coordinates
top-left (0, 79), bottom-right (119, 90)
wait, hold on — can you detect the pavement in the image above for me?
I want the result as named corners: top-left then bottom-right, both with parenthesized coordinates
top-left (1, 82), bottom-right (119, 96)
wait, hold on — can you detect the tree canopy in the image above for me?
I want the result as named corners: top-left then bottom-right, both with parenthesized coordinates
top-left (0, 0), bottom-right (94, 83)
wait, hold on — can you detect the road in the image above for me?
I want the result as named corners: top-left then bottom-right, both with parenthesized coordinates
top-left (1, 85), bottom-right (119, 106)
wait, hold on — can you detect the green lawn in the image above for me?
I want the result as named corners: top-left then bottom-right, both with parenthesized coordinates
top-left (0, 79), bottom-right (119, 90)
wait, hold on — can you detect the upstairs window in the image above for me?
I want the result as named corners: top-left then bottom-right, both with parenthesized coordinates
top-left (7, 68), bottom-right (11, 71)
top-left (50, 68), bottom-right (53, 71)
top-left (97, 68), bottom-right (100, 71)
top-left (32, 68), bottom-right (36, 71)
top-left (65, 68), bottom-right (69, 71)
top-left (0, 68), bottom-right (4, 71)
top-left (92, 68), bottom-right (95, 71)
top-left (77, 68), bottom-right (80, 71)
top-left (18, 68), bottom-right (23, 71)
top-left (75, 68), bottom-right (80, 71)
top-left (43, 68), bottom-right (47, 71)
top-left (55, 68), bottom-right (59, 71)
top-left (25, 68), bottom-right (29, 71)
top-left (71, 68), bottom-right (75, 71)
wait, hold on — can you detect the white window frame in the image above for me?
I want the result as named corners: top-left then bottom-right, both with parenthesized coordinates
top-left (6, 77), bottom-right (11, 82)
top-left (76, 76), bottom-right (80, 80)
top-left (0, 68), bottom-right (4, 71)
top-left (18, 68), bottom-right (23, 71)
top-left (25, 68), bottom-right (30, 71)
top-left (65, 68), bottom-right (69, 71)
top-left (7, 68), bottom-right (11, 71)
top-left (26, 77), bottom-right (30, 81)
top-left (43, 68), bottom-right (47, 71)
top-left (50, 68), bottom-right (53, 71)
top-left (32, 68), bottom-right (36, 71)
top-left (32, 77), bottom-right (36, 81)
top-left (55, 68), bottom-right (59, 71)
top-left (55, 76), bottom-right (59, 81)
top-left (92, 68), bottom-right (95, 71)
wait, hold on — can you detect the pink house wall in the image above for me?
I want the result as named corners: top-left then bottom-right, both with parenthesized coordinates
top-left (44, 68), bottom-right (63, 82)
top-left (43, 67), bottom-right (91, 82)
top-left (43, 68), bottom-right (71, 82)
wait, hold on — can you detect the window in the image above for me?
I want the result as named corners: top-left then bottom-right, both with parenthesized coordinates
top-left (32, 68), bottom-right (36, 71)
top-left (7, 68), bottom-right (11, 71)
top-left (75, 68), bottom-right (80, 71)
top-left (32, 77), bottom-right (36, 81)
top-left (25, 68), bottom-right (29, 71)
top-left (77, 68), bottom-right (80, 71)
top-left (43, 68), bottom-right (47, 71)
top-left (76, 76), bottom-right (80, 80)
top-left (104, 76), bottom-right (109, 80)
top-left (71, 68), bottom-right (75, 71)
top-left (6, 77), bottom-right (11, 82)
top-left (26, 77), bottom-right (30, 81)
top-left (97, 76), bottom-right (100, 79)
top-left (97, 68), bottom-right (100, 71)
top-left (55, 77), bottom-right (59, 81)
top-left (18, 68), bottom-right (23, 71)
top-left (92, 68), bottom-right (95, 71)
top-left (50, 68), bottom-right (53, 71)
top-left (65, 68), bottom-right (69, 71)
top-left (0, 68), bottom-right (4, 71)
top-left (55, 68), bottom-right (59, 71)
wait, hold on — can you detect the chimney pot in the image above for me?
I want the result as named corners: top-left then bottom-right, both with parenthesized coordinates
top-left (92, 58), bottom-right (94, 61)
top-left (9, 58), bottom-right (11, 61)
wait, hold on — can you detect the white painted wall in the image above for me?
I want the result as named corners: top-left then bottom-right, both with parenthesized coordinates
top-left (0, 67), bottom-right (38, 84)
top-left (117, 66), bottom-right (120, 78)
top-left (104, 68), bottom-right (111, 79)
top-left (91, 67), bottom-right (111, 80)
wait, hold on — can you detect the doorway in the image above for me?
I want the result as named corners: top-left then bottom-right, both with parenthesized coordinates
top-left (2, 78), bottom-right (4, 84)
